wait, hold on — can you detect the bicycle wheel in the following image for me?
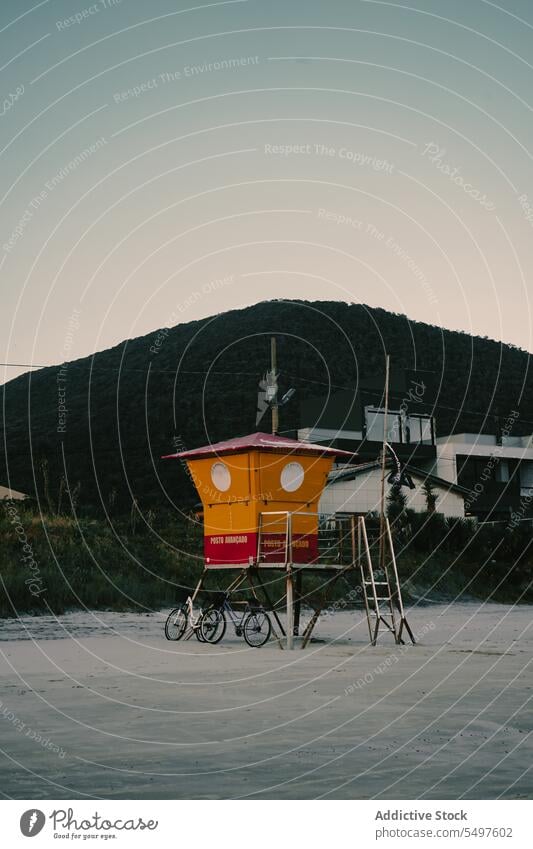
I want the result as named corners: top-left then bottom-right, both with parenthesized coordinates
top-left (164, 605), bottom-right (188, 640)
top-left (243, 611), bottom-right (271, 647)
top-left (200, 608), bottom-right (226, 644)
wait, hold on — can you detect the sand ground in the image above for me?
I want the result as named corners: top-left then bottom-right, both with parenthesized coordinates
top-left (0, 602), bottom-right (532, 799)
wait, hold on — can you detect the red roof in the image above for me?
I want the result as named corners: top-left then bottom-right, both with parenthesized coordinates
top-left (162, 432), bottom-right (357, 461)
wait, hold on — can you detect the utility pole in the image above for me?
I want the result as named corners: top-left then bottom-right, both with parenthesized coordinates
top-left (379, 354), bottom-right (390, 570)
top-left (270, 336), bottom-right (279, 435)
top-left (256, 337), bottom-right (294, 431)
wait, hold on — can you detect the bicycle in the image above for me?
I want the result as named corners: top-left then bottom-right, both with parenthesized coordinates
top-left (200, 593), bottom-right (272, 647)
top-left (164, 596), bottom-right (207, 642)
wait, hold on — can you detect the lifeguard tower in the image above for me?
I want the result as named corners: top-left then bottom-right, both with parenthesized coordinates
top-left (164, 431), bottom-right (413, 649)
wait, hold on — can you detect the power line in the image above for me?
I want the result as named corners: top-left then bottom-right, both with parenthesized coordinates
top-left (283, 373), bottom-right (533, 428)
top-left (2, 362), bottom-right (533, 429)
top-left (1, 363), bottom-right (52, 369)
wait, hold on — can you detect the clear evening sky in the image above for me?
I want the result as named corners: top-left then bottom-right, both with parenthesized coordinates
top-left (2, 0), bottom-right (533, 383)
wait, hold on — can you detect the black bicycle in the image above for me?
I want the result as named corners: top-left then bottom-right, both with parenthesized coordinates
top-left (200, 593), bottom-right (272, 647)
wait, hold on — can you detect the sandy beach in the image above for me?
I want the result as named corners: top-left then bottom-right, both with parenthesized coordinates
top-left (0, 602), bottom-right (532, 800)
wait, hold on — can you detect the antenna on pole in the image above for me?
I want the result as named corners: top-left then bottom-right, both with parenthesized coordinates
top-left (270, 337), bottom-right (279, 435)
top-left (255, 337), bottom-right (295, 433)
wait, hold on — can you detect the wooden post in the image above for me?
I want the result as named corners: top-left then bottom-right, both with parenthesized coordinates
top-left (301, 607), bottom-right (321, 649)
top-left (293, 570), bottom-right (302, 636)
top-left (286, 568), bottom-right (294, 649)
top-left (286, 511), bottom-right (294, 649)
top-left (379, 354), bottom-right (390, 571)
top-left (190, 567), bottom-right (207, 603)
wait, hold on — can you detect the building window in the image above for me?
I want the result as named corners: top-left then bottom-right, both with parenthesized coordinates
top-left (457, 455), bottom-right (519, 491)
top-left (496, 460), bottom-right (510, 483)
top-left (365, 407), bottom-right (435, 445)
top-left (408, 415), bottom-right (434, 445)
top-left (365, 407), bottom-right (401, 442)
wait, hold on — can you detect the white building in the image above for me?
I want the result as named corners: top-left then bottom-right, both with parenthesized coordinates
top-left (432, 433), bottom-right (533, 494)
top-left (298, 376), bottom-right (533, 520)
top-left (426, 432), bottom-right (533, 518)
top-left (319, 461), bottom-right (467, 519)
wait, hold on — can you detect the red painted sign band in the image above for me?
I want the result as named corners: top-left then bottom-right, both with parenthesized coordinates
top-left (204, 532), bottom-right (318, 565)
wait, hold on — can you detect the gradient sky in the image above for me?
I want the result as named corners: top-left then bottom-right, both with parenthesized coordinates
top-left (2, 0), bottom-right (533, 384)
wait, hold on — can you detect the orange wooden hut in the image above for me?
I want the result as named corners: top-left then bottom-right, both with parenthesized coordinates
top-left (163, 432), bottom-right (355, 569)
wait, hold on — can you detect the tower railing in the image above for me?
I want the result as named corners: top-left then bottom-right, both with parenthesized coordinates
top-left (256, 510), bottom-right (356, 568)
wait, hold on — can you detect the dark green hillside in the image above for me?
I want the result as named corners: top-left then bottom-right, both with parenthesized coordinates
top-left (1, 300), bottom-right (532, 512)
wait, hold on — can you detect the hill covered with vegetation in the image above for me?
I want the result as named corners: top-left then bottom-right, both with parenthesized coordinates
top-left (1, 299), bottom-right (532, 514)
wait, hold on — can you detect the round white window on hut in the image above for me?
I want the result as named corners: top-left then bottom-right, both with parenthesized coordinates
top-left (280, 461), bottom-right (305, 492)
top-left (211, 461), bottom-right (231, 492)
